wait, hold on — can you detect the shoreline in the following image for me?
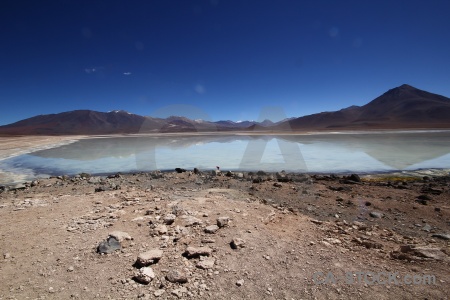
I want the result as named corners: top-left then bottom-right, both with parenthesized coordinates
top-left (2, 167), bottom-right (450, 189)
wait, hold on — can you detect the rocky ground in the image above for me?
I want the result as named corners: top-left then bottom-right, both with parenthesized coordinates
top-left (0, 170), bottom-right (449, 300)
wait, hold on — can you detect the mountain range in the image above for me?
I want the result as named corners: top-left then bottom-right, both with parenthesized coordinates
top-left (1, 84), bottom-right (449, 135)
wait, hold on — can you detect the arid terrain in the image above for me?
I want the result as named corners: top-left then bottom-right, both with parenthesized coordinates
top-left (0, 164), bottom-right (449, 299)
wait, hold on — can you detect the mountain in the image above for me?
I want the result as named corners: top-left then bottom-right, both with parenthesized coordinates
top-left (0, 110), bottom-right (282, 135)
top-left (281, 84), bottom-right (450, 130)
top-left (1, 84), bottom-right (449, 135)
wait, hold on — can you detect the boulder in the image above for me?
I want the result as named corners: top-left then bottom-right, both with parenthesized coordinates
top-left (135, 249), bottom-right (163, 267)
top-left (166, 270), bottom-right (188, 283)
top-left (184, 246), bottom-right (212, 258)
top-left (216, 216), bottom-right (230, 228)
top-left (196, 258), bottom-right (215, 269)
top-left (108, 231), bottom-right (132, 242)
top-left (134, 267), bottom-right (155, 284)
top-left (97, 236), bottom-right (121, 254)
top-left (204, 225), bottom-right (219, 234)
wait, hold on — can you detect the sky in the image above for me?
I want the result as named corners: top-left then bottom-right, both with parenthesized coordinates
top-left (1, 0), bottom-right (450, 125)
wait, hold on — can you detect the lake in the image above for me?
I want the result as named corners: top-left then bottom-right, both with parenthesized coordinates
top-left (1, 130), bottom-right (450, 185)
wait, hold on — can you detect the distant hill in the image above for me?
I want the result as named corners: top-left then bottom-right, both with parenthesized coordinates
top-left (0, 110), bottom-right (270, 135)
top-left (280, 84), bottom-right (450, 130)
top-left (1, 84), bottom-right (449, 135)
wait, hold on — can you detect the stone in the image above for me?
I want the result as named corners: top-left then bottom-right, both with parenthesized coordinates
top-left (431, 233), bottom-right (450, 240)
top-left (135, 249), bottom-right (163, 267)
top-left (88, 176), bottom-right (101, 183)
top-left (175, 168), bottom-right (186, 173)
top-left (184, 246), bottom-right (212, 258)
top-left (154, 289), bottom-right (165, 297)
top-left (171, 287), bottom-right (188, 298)
top-left (163, 214), bottom-right (176, 225)
top-left (97, 236), bottom-right (121, 254)
top-left (412, 247), bottom-right (448, 260)
top-left (196, 258), bottom-right (215, 269)
top-left (184, 216), bottom-right (203, 227)
top-left (201, 237), bottom-right (215, 243)
top-left (204, 225), bottom-right (219, 234)
top-left (217, 216), bottom-right (230, 228)
top-left (349, 174), bottom-right (361, 182)
top-left (108, 231), bottom-right (132, 242)
top-left (273, 182), bottom-right (282, 187)
top-left (155, 224), bottom-right (168, 235)
top-left (236, 279), bottom-right (244, 286)
top-left (166, 270), bottom-right (188, 283)
top-left (369, 211), bottom-right (383, 218)
top-left (422, 224), bottom-right (432, 232)
top-left (230, 238), bottom-right (246, 249)
top-left (134, 267), bottom-right (155, 285)
top-left (417, 194), bottom-right (432, 200)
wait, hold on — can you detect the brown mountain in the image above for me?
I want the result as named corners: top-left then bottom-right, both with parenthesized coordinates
top-left (0, 110), bottom-right (241, 135)
top-left (283, 84), bottom-right (450, 130)
top-left (1, 84), bottom-right (449, 135)
top-left (0, 110), bottom-right (153, 135)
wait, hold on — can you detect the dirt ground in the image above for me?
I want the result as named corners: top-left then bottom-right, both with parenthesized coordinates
top-left (0, 169), bottom-right (449, 300)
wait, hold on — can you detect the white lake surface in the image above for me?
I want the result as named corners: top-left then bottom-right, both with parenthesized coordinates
top-left (1, 131), bottom-right (450, 184)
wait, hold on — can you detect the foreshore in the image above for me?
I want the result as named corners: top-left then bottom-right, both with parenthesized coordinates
top-left (0, 167), bottom-right (449, 299)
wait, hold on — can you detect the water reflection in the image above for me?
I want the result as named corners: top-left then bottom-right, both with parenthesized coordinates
top-left (2, 131), bottom-right (450, 179)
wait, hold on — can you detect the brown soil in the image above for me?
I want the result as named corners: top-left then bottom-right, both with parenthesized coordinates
top-left (0, 170), bottom-right (449, 300)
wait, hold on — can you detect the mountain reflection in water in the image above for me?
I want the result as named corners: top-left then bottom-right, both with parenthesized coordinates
top-left (2, 131), bottom-right (450, 178)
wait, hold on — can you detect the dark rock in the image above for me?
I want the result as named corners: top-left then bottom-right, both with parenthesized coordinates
top-left (95, 186), bottom-right (107, 192)
top-left (417, 194), bottom-right (432, 200)
top-left (431, 233), bottom-right (450, 240)
top-left (273, 182), bottom-right (282, 188)
top-left (193, 168), bottom-right (200, 174)
top-left (107, 173), bottom-right (121, 179)
top-left (349, 174), bottom-right (361, 182)
top-left (415, 199), bottom-right (428, 205)
top-left (175, 168), bottom-right (186, 173)
top-left (252, 177), bottom-right (263, 183)
top-left (276, 172), bottom-right (290, 182)
top-left (79, 172), bottom-right (91, 179)
top-left (97, 236), bottom-right (121, 254)
top-left (421, 187), bottom-right (443, 195)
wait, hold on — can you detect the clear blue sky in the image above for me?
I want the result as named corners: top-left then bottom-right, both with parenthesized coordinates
top-left (1, 0), bottom-right (450, 125)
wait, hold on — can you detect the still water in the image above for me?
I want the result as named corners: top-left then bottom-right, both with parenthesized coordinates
top-left (1, 131), bottom-right (450, 184)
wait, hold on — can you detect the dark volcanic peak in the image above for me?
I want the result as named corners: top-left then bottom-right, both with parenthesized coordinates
top-left (283, 84), bottom-right (450, 130)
